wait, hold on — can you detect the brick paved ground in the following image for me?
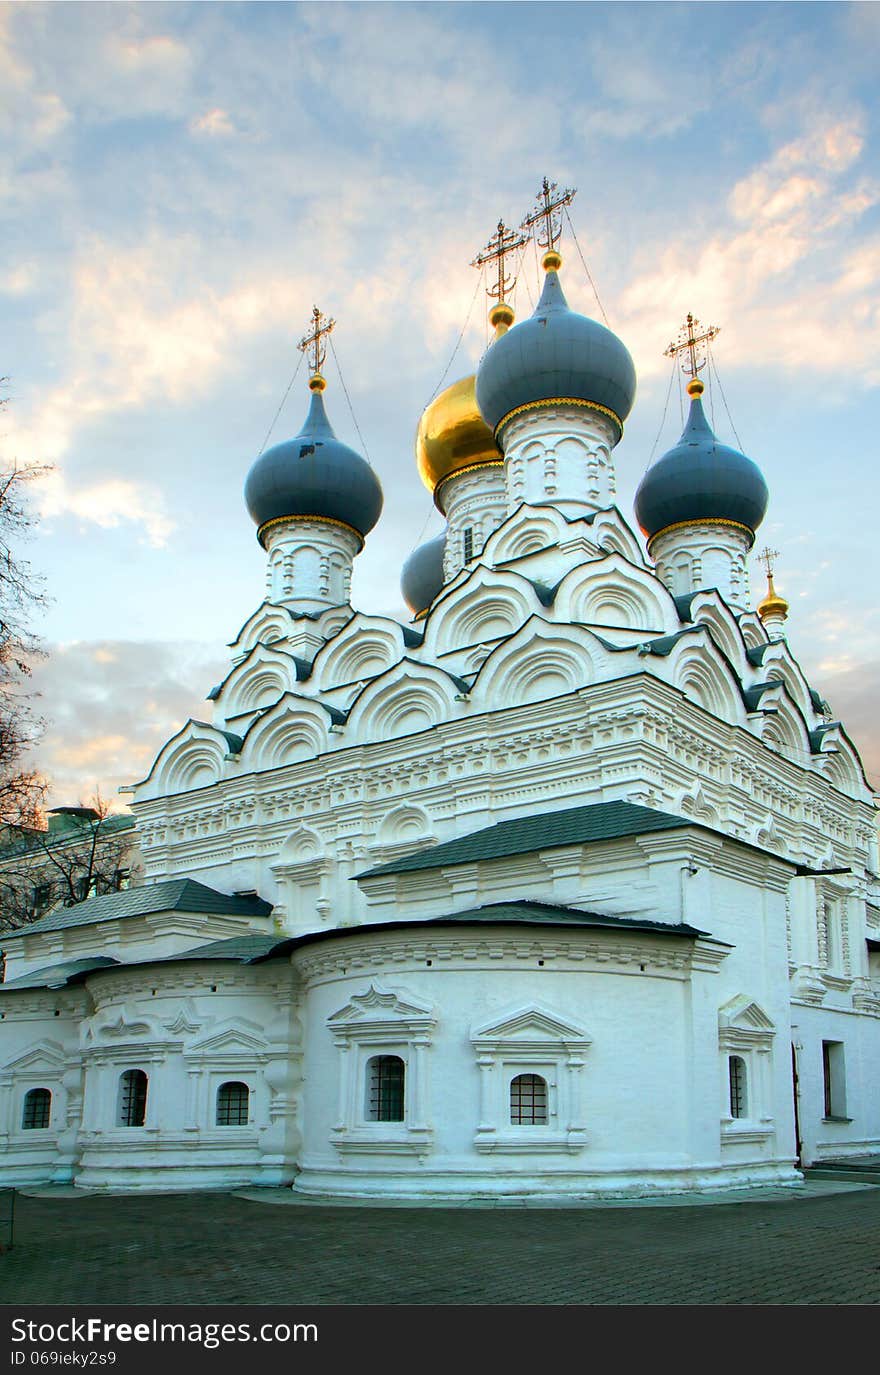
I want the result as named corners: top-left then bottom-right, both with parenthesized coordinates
top-left (1, 1186), bottom-right (879, 1305)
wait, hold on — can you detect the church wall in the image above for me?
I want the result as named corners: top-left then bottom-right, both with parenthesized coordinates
top-left (0, 988), bottom-right (85, 1185)
top-left (290, 926), bottom-right (799, 1200)
top-left (790, 1002), bottom-right (880, 1167)
top-left (0, 957), bottom-right (302, 1193)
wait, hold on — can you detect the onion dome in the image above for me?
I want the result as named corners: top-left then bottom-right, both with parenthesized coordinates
top-left (757, 571), bottom-right (789, 623)
top-left (244, 377), bottom-right (383, 546)
top-left (416, 374), bottom-right (502, 511)
top-left (401, 532), bottom-right (446, 618)
top-left (475, 267), bottom-right (636, 443)
top-left (634, 379), bottom-right (768, 544)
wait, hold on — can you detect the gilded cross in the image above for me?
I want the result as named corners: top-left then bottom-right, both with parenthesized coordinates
top-left (664, 312), bottom-right (720, 379)
top-left (298, 306), bottom-right (336, 377)
top-left (522, 177), bottom-right (577, 255)
top-left (471, 219), bottom-right (527, 303)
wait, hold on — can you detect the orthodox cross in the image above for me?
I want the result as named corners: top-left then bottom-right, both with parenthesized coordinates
top-left (522, 177), bottom-right (577, 256)
top-left (471, 219), bottom-right (527, 303)
top-left (664, 312), bottom-right (720, 380)
top-left (298, 305), bottom-right (336, 378)
top-left (759, 546), bottom-right (780, 580)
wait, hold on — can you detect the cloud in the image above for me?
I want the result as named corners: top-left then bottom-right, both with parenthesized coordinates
top-left (24, 639), bottom-right (227, 808)
top-left (190, 107), bottom-right (235, 137)
top-left (616, 116), bottom-right (880, 384)
top-left (36, 470), bottom-right (175, 548)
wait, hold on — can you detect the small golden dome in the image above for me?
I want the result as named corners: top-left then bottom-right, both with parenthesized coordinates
top-left (757, 572), bottom-right (789, 621)
top-left (686, 377), bottom-right (704, 398)
top-left (416, 374), bottom-right (502, 510)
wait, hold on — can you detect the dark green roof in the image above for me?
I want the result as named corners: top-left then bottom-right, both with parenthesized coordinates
top-left (152, 934), bottom-right (282, 963)
top-left (418, 901), bottom-right (707, 938)
top-left (1, 879), bottom-right (272, 941)
top-left (0, 812), bottom-right (135, 861)
top-left (0, 956), bottom-right (120, 991)
top-left (357, 800), bottom-right (699, 878)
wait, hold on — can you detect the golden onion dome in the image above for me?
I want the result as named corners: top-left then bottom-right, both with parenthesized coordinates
top-left (416, 373), bottom-right (503, 512)
top-left (757, 572), bottom-right (789, 622)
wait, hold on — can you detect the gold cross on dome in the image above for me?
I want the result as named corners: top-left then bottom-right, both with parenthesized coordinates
top-left (664, 312), bottom-right (720, 379)
top-left (759, 546), bottom-right (779, 579)
top-left (471, 219), bottom-right (527, 303)
top-left (298, 305), bottom-right (336, 377)
top-left (522, 177), bottom-right (577, 255)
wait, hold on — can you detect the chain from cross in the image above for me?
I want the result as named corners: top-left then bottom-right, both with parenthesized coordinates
top-left (664, 312), bottom-right (720, 379)
top-left (298, 306), bottom-right (336, 376)
top-left (522, 177), bottom-right (577, 253)
top-left (759, 547), bottom-right (779, 578)
top-left (471, 219), bottom-right (528, 303)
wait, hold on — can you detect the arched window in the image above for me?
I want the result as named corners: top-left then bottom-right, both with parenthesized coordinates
top-left (728, 1056), bottom-right (747, 1119)
top-left (366, 1055), bottom-right (405, 1122)
top-left (117, 1069), bottom-right (148, 1127)
top-left (22, 1088), bottom-right (51, 1130)
top-left (510, 1073), bottom-right (548, 1125)
top-left (216, 1081), bottom-right (250, 1126)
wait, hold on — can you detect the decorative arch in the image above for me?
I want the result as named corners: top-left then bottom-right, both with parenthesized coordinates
top-left (346, 660), bottom-right (463, 744)
top-left (668, 641), bottom-right (743, 723)
top-left (554, 554), bottom-right (674, 632)
top-left (687, 593), bottom-right (750, 677)
top-left (228, 601), bottom-right (295, 658)
top-left (422, 566), bottom-right (539, 656)
top-left (483, 505), bottom-right (571, 564)
top-left (819, 734), bottom-right (864, 795)
top-left (589, 509), bottom-right (649, 566)
top-left (137, 720), bottom-right (238, 800)
top-left (761, 692), bottom-right (811, 760)
top-left (378, 804), bottom-right (432, 846)
top-left (738, 613), bottom-right (766, 651)
top-left (215, 644), bottom-right (304, 719)
top-left (279, 825), bottom-right (324, 863)
top-left (471, 618), bottom-right (602, 709)
top-left (311, 614), bottom-right (409, 691)
top-left (760, 643), bottom-right (817, 723)
top-left (679, 783), bottom-right (720, 826)
top-left (240, 693), bottom-right (340, 771)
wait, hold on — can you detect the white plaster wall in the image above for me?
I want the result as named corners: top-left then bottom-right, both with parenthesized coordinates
top-left (0, 990), bottom-right (85, 1185)
top-left (291, 926), bottom-right (800, 1201)
top-left (71, 961), bottom-right (300, 1191)
top-left (501, 405), bottom-right (619, 517)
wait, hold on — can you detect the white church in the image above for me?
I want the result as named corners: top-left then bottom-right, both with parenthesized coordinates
top-left (2, 188), bottom-right (878, 1201)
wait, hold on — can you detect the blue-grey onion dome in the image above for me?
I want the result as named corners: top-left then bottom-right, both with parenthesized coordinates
top-left (634, 393), bottom-right (769, 542)
top-left (475, 270), bottom-right (637, 443)
top-left (401, 532), bottom-right (446, 617)
top-left (244, 387), bottom-right (383, 544)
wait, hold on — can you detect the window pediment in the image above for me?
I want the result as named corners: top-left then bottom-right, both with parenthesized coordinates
top-left (328, 982), bottom-right (436, 1043)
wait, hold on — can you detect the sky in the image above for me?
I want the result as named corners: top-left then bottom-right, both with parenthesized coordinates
top-left (2, 0), bottom-right (879, 807)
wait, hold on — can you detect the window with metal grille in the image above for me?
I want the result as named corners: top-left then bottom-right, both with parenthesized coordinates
top-left (463, 527), bottom-right (474, 563)
top-left (117, 1069), bottom-right (148, 1127)
top-left (366, 1055), bottom-right (405, 1122)
top-left (510, 1073), bottom-right (548, 1125)
top-left (216, 1081), bottom-right (249, 1126)
top-left (728, 1056), bottom-right (747, 1119)
top-left (22, 1088), bottom-right (51, 1130)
